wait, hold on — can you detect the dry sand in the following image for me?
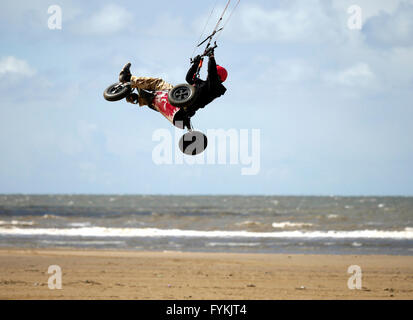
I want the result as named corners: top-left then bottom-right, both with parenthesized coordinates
top-left (0, 249), bottom-right (412, 300)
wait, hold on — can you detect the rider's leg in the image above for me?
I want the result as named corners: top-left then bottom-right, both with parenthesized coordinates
top-left (119, 63), bottom-right (132, 83)
top-left (119, 63), bottom-right (173, 105)
top-left (129, 77), bottom-right (174, 106)
top-left (125, 93), bottom-right (154, 107)
top-left (137, 89), bottom-right (156, 107)
top-left (130, 76), bottom-right (173, 91)
top-left (173, 109), bottom-right (192, 130)
top-left (125, 77), bottom-right (173, 106)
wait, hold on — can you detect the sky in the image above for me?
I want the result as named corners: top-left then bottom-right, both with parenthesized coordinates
top-left (0, 0), bottom-right (412, 196)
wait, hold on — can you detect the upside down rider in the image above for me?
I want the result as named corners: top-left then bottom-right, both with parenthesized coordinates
top-left (118, 48), bottom-right (228, 129)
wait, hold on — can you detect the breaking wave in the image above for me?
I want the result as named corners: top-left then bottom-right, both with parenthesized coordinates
top-left (0, 227), bottom-right (412, 239)
top-left (272, 222), bottom-right (314, 229)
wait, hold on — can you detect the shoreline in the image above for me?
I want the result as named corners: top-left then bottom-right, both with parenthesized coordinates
top-left (1, 248), bottom-right (412, 299)
top-left (1, 246), bottom-right (412, 257)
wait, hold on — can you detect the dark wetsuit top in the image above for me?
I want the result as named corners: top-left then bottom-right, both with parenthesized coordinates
top-left (185, 56), bottom-right (227, 116)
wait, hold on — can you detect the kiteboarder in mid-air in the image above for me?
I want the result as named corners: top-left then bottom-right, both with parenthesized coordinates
top-left (103, 0), bottom-right (240, 155)
top-left (118, 47), bottom-right (228, 119)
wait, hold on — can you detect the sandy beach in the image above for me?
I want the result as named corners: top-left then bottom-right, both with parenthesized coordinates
top-left (0, 249), bottom-right (412, 300)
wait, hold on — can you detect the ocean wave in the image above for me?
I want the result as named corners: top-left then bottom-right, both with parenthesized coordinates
top-left (38, 240), bottom-right (125, 245)
top-left (272, 222), bottom-right (313, 229)
top-left (0, 220), bottom-right (34, 226)
top-left (42, 214), bottom-right (62, 219)
top-left (206, 242), bottom-right (261, 247)
top-left (68, 222), bottom-right (91, 228)
top-left (0, 227), bottom-right (413, 239)
top-left (236, 221), bottom-right (264, 227)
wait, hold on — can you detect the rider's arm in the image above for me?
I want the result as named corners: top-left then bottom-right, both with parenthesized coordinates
top-left (186, 56), bottom-right (201, 84)
top-left (207, 55), bottom-right (220, 87)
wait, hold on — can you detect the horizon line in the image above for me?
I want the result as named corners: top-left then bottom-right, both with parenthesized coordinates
top-left (1, 193), bottom-right (413, 198)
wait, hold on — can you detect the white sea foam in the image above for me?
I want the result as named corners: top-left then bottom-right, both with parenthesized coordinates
top-left (68, 222), bottom-right (91, 228)
top-left (272, 222), bottom-right (313, 229)
top-left (0, 220), bottom-right (34, 226)
top-left (0, 227), bottom-right (412, 239)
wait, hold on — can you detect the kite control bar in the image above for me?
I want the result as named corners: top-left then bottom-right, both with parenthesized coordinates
top-left (191, 41), bottom-right (218, 63)
top-left (197, 28), bottom-right (223, 48)
top-left (190, 0), bottom-right (240, 79)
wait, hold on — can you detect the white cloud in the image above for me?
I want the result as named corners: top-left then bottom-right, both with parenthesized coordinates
top-left (222, 1), bottom-right (342, 44)
top-left (0, 56), bottom-right (36, 77)
top-left (324, 63), bottom-right (375, 87)
top-left (332, 0), bottom-right (412, 21)
top-left (377, 47), bottom-right (413, 88)
top-left (364, 2), bottom-right (413, 47)
top-left (74, 4), bottom-right (133, 35)
top-left (222, 0), bottom-right (413, 46)
top-left (226, 1), bottom-right (412, 95)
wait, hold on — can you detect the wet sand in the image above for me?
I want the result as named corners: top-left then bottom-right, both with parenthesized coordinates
top-left (0, 249), bottom-right (412, 300)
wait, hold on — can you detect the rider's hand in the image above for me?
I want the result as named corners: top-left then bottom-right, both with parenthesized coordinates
top-left (205, 47), bottom-right (215, 58)
top-left (193, 55), bottom-right (202, 64)
top-left (126, 93), bottom-right (139, 104)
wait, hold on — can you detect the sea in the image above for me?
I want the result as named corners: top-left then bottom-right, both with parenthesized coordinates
top-left (0, 195), bottom-right (412, 255)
